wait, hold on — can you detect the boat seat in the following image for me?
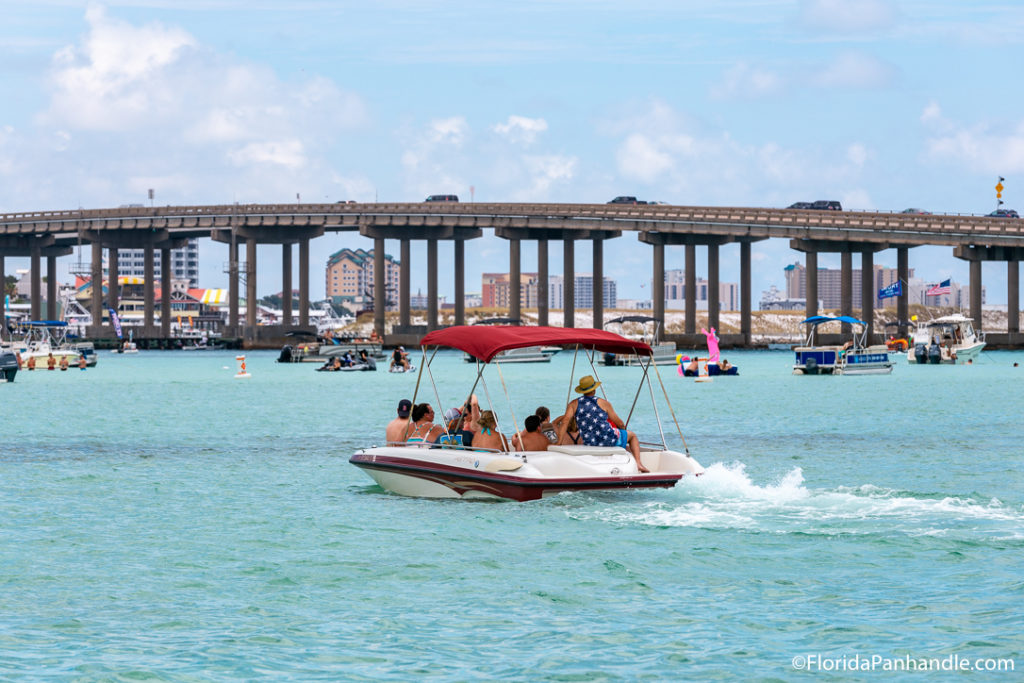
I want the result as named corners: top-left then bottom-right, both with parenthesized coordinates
top-left (547, 445), bottom-right (629, 456)
top-left (483, 458), bottom-right (524, 472)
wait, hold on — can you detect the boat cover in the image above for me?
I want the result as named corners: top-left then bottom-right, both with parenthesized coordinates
top-left (801, 315), bottom-right (866, 326)
top-left (420, 325), bottom-right (653, 362)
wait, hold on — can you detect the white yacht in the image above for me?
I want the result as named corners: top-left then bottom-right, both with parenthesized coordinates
top-left (907, 314), bottom-right (985, 364)
top-left (601, 316), bottom-right (678, 366)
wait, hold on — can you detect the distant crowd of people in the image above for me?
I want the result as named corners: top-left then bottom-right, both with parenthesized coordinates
top-left (384, 373), bottom-right (648, 473)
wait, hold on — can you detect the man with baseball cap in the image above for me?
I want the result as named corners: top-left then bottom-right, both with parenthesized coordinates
top-left (385, 398), bottom-right (413, 443)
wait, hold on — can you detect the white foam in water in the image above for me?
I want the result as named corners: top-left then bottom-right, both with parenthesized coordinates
top-left (581, 462), bottom-right (1024, 538)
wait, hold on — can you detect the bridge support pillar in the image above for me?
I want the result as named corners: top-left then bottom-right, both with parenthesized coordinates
top-left (537, 239), bottom-right (549, 327)
top-left (399, 239), bottom-right (410, 328)
top-left (970, 260), bottom-right (982, 330)
top-left (281, 243), bottom-right (292, 327)
top-left (427, 238), bottom-right (438, 331)
top-left (593, 239), bottom-right (603, 329)
top-left (652, 242), bottom-right (664, 333)
top-left (108, 249), bottom-right (119, 318)
top-left (841, 250), bottom-right (852, 335)
top-left (90, 241), bottom-right (103, 337)
top-left (229, 238), bottom-right (239, 336)
top-left (30, 244), bottom-right (41, 321)
top-left (299, 238), bottom-right (309, 329)
top-left (47, 254), bottom-right (57, 320)
top-left (685, 244), bottom-right (696, 334)
top-left (861, 250), bottom-right (874, 339)
top-left (745, 240), bottom-right (753, 342)
top-left (707, 242), bottom-right (720, 333)
top-left (0, 255), bottom-right (5, 333)
top-left (374, 238), bottom-right (385, 338)
top-left (805, 250), bottom-right (818, 319)
top-left (246, 238), bottom-right (257, 339)
top-left (509, 239), bottom-right (521, 323)
top-left (897, 246), bottom-right (910, 337)
top-left (563, 238), bottom-right (574, 328)
top-left (1010, 260), bottom-right (1020, 335)
top-left (144, 246), bottom-right (155, 334)
top-left (455, 239), bottom-right (465, 326)
top-left (161, 247), bottom-right (171, 339)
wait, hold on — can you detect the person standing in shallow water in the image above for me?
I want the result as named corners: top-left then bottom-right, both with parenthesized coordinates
top-left (555, 375), bottom-right (649, 472)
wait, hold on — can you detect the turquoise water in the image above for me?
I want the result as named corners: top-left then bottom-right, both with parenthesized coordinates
top-left (2, 348), bottom-right (1023, 679)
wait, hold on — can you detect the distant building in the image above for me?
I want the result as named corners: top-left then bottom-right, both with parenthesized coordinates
top-left (464, 292), bottom-right (483, 308)
top-left (759, 284), bottom-right (808, 311)
top-left (481, 273), bottom-right (539, 308)
top-left (326, 248), bottom-right (399, 311)
top-left (784, 262), bottom-right (913, 310)
top-left (549, 274), bottom-right (617, 309)
top-left (115, 240), bottom-right (200, 288)
top-left (661, 269), bottom-right (738, 311)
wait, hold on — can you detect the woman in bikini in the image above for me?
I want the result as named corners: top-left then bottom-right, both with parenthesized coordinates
top-left (405, 403), bottom-right (444, 444)
top-left (473, 410), bottom-right (509, 451)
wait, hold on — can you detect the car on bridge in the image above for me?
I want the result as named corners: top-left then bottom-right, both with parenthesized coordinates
top-left (901, 208), bottom-right (931, 215)
top-left (988, 208), bottom-right (1019, 218)
top-left (787, 202), bottom-right (813, 209)
top-left (608, 196), bottom-right (639, 204)
top-left (811, 200), bottom-right (842, 210)
top-left (425, 194), bottom-right (459, 202)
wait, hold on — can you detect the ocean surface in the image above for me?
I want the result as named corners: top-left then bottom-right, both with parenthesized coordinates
top-left (2, 347), bottom-right (1023, 680)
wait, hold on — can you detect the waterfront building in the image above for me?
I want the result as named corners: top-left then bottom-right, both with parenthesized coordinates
top-left (549, 274), bottom-right (617, 309)
top-left (481, 273), bottom-right (539, 309)
top-left (114, 240), bottom-right (200, 288)
top-left (326, 248), bottom-right (399, 312)
top-left (785, 262), bottom-right (912, 310)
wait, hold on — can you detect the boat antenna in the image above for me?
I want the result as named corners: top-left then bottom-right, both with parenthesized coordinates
top-left (565, 344), bottom-right (580, 407)
top-left (650, 360), bottom-right (690, 456)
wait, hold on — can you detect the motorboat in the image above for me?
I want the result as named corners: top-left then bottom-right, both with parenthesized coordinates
top-left (792, 316), bottom-right (893, 375)
top-left (10, 321), bottom-right (84, 369)
top-left (1, 347), bottom-right (18, 382)
top-left (350, 325), bottom-right (704, 501)
top-left (907, 314), bottom-right (985, 365)
top-left (462, 317), bottom-right (558, 363)
top-left (601, 315), bottom-right (678, 366)
top-left (72, 342), bottom-right (99, 367)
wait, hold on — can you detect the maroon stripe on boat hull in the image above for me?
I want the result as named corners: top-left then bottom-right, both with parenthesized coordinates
top-left (350, 453), bottom-right (683, 501)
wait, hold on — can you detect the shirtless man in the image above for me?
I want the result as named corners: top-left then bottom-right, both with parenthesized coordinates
top-left (385, 399), bottom-right (413, 443)
top-left (510, 415), bottom-right (551, 452)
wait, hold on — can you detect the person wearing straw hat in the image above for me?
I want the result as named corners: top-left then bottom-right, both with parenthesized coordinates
top-left (555, 375), bottom-right (649, 473)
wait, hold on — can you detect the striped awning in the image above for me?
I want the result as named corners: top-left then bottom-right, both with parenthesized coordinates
top-left (118, 276), bottom-right (145, 285)
top-left (198, 289), bottom-right (228, 304)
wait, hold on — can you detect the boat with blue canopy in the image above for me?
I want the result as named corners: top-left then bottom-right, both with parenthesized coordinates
top-left (792, 316), bottom-right (893, 375)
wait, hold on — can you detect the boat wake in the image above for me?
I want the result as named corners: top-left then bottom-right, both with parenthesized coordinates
top-left (570, 462), bottom-right (1024, 541)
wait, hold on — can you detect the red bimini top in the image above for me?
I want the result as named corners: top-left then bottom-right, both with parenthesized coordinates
top-left (419, 325), bottom-right (653, 363)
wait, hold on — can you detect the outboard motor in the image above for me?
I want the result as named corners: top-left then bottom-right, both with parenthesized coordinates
top-left (804, 357), bottom-right (819, 375)
top-left (277, 344), bottom-right (293, 363)
top-left (0, 349), bottom-right (19, 382)
top-left (914, 344), bottom-right (927, 365)
top-left (928, 343), bottom-right (942, 364)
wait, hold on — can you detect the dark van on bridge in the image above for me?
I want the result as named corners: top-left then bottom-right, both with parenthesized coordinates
top-left (608, 196), bottom-right (639, 204)
top-left (811, 200), bottom-right (842, 211)
top-left (425, 194), bottom-right (459, 202)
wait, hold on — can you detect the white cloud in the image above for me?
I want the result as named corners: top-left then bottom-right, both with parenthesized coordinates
top-left (925, 121), bottom-right (1024, 174)
top-left (522, 154), bottom-right (577, 195)
top-left (428, 116), bottom-right (469, 147)
top-left (846, 143), bottom-right (870, 167)
top-left (811, 51), bottom-right (897, 89)
top-left (492, 115), bottom-right (548, 145)
top-left (617, 133), bottom-right (675, 183)
top-left (799, 0), bottom-right (897, 33)
top-left (711, 62), bottom-right (784, 100)
top-left (228, 140), bottom-right (307, 170)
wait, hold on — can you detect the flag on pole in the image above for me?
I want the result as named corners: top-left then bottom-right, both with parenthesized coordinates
top-left (108, 307), bottom-right (123, 339)
top-left (926, 278), bottom-right (951, 296)
top-left (878, 281), bottom-right (903, 299)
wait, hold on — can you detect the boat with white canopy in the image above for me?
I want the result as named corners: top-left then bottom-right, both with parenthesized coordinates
top-left (350, 325), bottom-right (704, 501)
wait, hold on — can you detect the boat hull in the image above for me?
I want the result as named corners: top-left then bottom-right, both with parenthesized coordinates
top-left (350, 445), bottom-right (702, 502)
top-left (907, 341), bottom-right (985, 364)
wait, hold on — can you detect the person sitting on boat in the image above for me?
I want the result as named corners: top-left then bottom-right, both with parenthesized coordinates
top-left (406, 403), bottom-right (445, 444)
top-left (438, 406), bottom-right (474, 447)
top-left (474, 410), bottom-right (509, 452)
top-left (386, 399), bottom-right (413, 443)
top-left (683, 357), bottom-right (700, 377)
top-left (942, 340), bottom-right (957, 362)
top-left (391, 346), bottom-right (411, 371)
top-left (358, 349), bottom-right (370, 364)
top-left (553, 415), bottom-right (581, 445)
top-left (555, 375), bottom-right (649, 473)
top-left (720, 359), bottom-right (732, 373)
top-left (511, 415), bottom-right (550, 452)
top-left (535, 406), bottom-right (558, 444)
top-left (341, 350), bottom-right (354, 367)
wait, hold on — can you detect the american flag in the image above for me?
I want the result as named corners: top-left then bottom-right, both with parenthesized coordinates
top-left (926, 278), bottom-right (951, 296)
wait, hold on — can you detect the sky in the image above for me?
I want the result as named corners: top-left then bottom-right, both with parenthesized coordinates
top-left (2, 0), bottom-right (1024, 305)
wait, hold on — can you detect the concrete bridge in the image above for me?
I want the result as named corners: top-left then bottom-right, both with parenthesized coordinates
top-left (2, 202), bottom-right (1023, 347)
